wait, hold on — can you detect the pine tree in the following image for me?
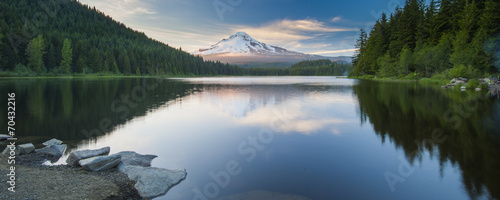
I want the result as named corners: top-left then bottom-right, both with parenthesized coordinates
top-left (352, 29), bottom-right (367, 75)
top-left (0, 30), bottom-right (5, 70)
top-left (400, 0), bottom-right (424, 50)
top-left (396, 47), bottom-right (413, 75)
top-left (103, 50), bottom-right (115, 73)
top-left (450, 1), bottom-right (477, 68)
top-left (45, 43), bottom-right (57, 72)
top-left (388, 7), bottom-right (405, 58)
top-left (111, 60), bottom-right (119, 74)
top-left (59, 38), bottom-right (73, 74)
top-left (87, 47), bottom-right (100, 73)
top-left (479, 0), bottom-right (500, 35)
top-left (135, 67), bottom-right (141, 76)
top-left (25, 34), bottom-right (46, 73)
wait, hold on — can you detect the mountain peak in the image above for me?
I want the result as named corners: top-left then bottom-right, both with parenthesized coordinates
top-left (193, 32), bottom-right (286, 56)
top-left (227, 31), bottom-right (256, 42)
top-left (234, 31), bottom-right (249, 37)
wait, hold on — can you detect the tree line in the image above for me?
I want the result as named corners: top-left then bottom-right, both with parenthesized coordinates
top-left (289, 59), bottom-right (353, 76)
top-left (351, 0), bottom-right (500, 78)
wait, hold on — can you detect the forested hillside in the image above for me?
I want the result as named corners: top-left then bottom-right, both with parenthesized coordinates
top-left (289, 59), bottom-right (353, 76)
top-left (351, 0), bottom-right (499, 78)
top-left (0, 0), bottom-right (243, 76)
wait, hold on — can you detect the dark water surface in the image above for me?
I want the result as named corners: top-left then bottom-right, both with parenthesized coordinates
top-left (1, 77), bottom-right (499, 200)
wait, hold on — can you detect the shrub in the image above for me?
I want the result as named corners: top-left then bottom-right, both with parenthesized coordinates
top-left (448, 64), bottom-right (479, 79)
top-left (479, 83), bottom-right (489, 90)
top-left (14, 63), bottom-right (33, 76)
top-left (466, 79), bottom-right (479, 89)
top-left (403, 72), bottom-right (419, 80)
top-left (431, 70), bottom-right (449, 80)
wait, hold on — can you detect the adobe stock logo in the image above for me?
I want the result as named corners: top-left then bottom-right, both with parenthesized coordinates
top-left (213, 0), bottom-right (244, 21)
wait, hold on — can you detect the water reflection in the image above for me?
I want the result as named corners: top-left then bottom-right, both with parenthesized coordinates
top-left (354, 80), bottom-right (500, 200)
top-left (0, 78), bottom-right (197, 147)
top-left (191, 83), bottom-right (357, 135)
top-left (1, 77), bottom-right (499, 200)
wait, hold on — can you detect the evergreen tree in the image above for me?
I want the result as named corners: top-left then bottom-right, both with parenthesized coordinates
top-left (388, 7), bottom-right (405, 58)
top-left (450, 1), bottom-right (477, 68)
top-left (86, 47), bottom-right (100, 73)
top-left (396, 47), bottom-right (413, 75)
top-left (401, 0), bottom-right (424, 50)
top-left (111, 60), bottom-right (119, 74)
top-left (103, 50), bottom-right (116, 73)
top-left (25, 35), bottom-right (46, 73)
top-left (59, 38), bottom-right (73, 74)
top-left (122, 55), bottom-right (131, 75)
top-left (0, 30), bottom-right (4, 69)
top-left (75, 55), bottom-right (88, 74)
top-left (135, 67), bottom-right (141, 76)
top-left (45, 43), bottom-right (58, 72)
top-left (352, 29), bottom-right (367, 75)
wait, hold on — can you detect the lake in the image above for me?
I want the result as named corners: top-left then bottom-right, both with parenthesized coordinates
top-left (1, 77), bottom-right (499, 200)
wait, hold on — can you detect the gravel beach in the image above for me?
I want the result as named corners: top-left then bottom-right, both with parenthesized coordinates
top-left (0, 153), bottom-right (143, 200)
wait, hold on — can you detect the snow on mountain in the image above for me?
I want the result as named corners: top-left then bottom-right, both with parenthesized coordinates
top-left (192, 32), bottom-right (348, 66)
top-left (192, 32), bottom-right (302, 56)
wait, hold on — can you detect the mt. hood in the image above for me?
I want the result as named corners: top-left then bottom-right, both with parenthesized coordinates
top-left (193, 32), bottom-right (302, 56)
top-left (192, 32), bottom-right (347, 66)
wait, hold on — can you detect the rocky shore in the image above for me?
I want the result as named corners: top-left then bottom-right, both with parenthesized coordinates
top-left (0, 138), bottom-right (186, 199)
top-left (440, 77), bottom-right (490, 90)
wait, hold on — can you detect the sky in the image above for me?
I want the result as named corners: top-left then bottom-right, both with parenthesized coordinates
top-left (79, 0), bottom-right (406, 57)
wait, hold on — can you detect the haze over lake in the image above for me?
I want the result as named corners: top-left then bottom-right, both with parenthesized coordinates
top-left (1, 77), bottom-right (499, 200)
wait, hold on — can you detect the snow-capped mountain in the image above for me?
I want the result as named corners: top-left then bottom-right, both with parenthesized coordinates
top-left (192, 32), bottom-right (343, 66)
top-left (193, 32), bottom-right (302, 56)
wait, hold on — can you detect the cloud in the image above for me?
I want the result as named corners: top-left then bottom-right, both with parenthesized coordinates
top-left (269, 19), bottom-right (354, 32)
top-left (331, 16), bottom-right (342, 23)
top-left (133, 25), bottom-right (232, 52)
top-left (309, 49), bottom-right (358, 55)
top-left (79, 0), bottom-right (156, 22)
top-left (236, 99), bottom-right (354, 135)
top-left (231, 19), bottom-right (356, 44)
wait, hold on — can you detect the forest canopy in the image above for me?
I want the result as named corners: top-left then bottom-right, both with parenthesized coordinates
top-left (351, 0), bottom-right (500, 79)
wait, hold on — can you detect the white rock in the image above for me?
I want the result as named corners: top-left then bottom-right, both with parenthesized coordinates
top-left (0, 134), bottom-right (12, 141)
top-left (1, 145), bottom-right (18, 155)
top-left (35, 144), bottom-right (67, 162)
top-left (79, 154), bottom-right (121, 172)
top-left (114, 151), bottom-right (157, 167)
top-left (18, 143), bottom-right (35, 155)
top-left (42, 138), bottom-right (63, 146)
top-left (118, 165), bottom-right (187, 199)
top-left (66, 147), bottom-right (110, 166)
top-left (36, 144), bottom-right (67, 157)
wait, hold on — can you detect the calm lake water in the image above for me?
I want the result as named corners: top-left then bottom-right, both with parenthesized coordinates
top-left (1, 77), bottom-right (499, 200)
